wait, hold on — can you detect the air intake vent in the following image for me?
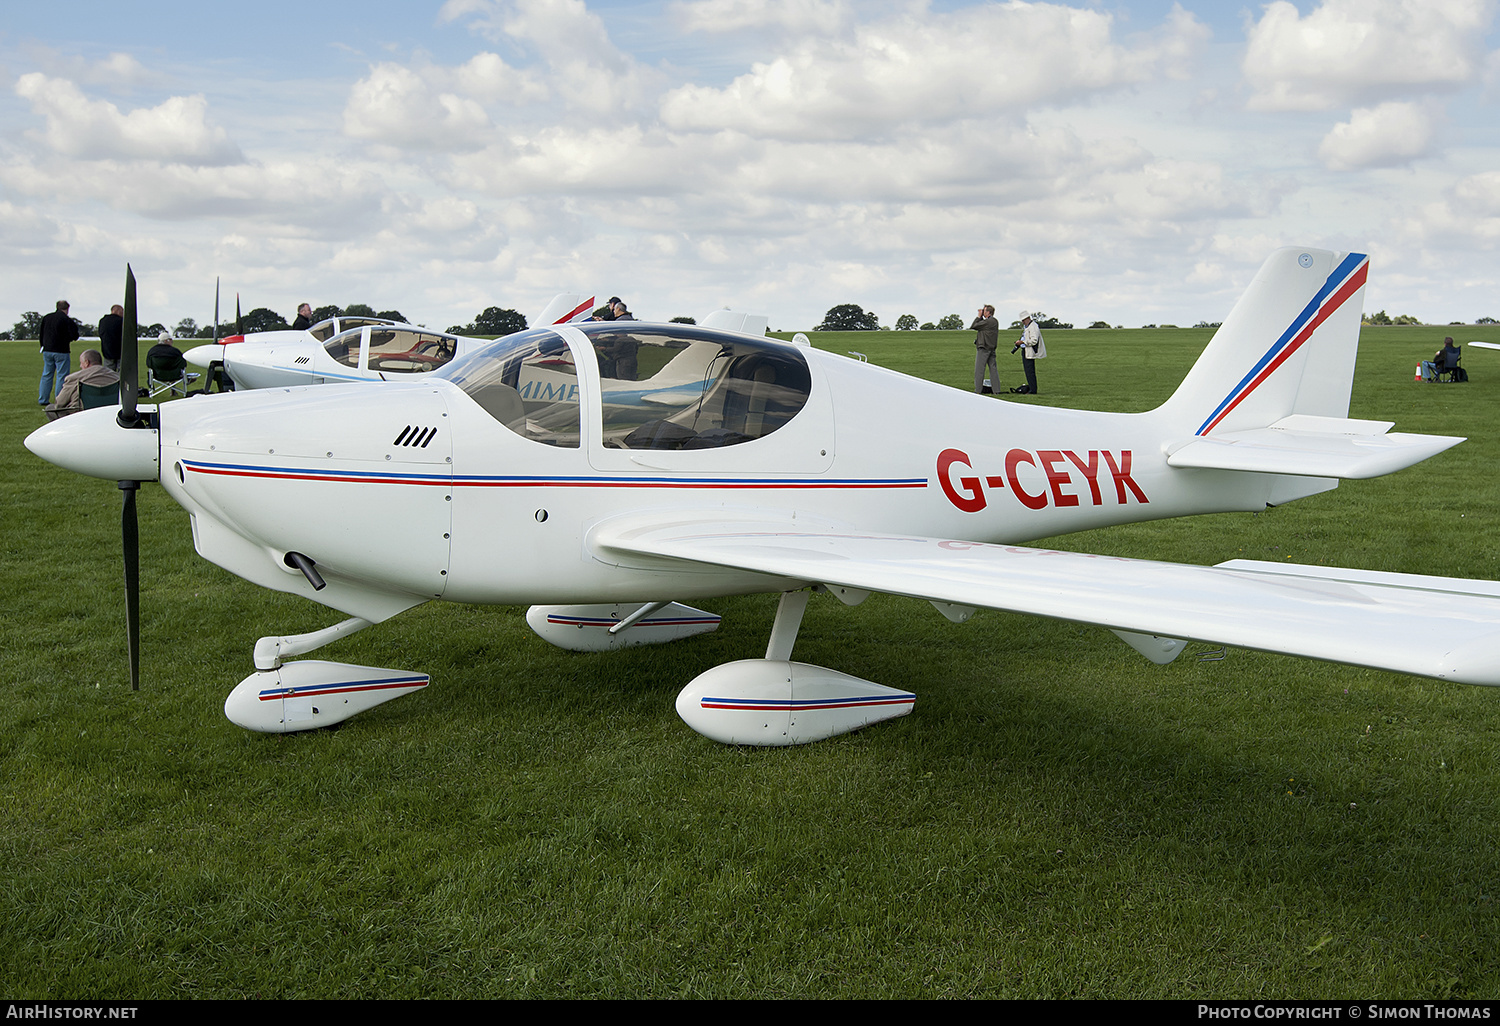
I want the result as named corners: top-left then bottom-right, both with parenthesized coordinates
top-left (394, 425), bottom-right (439, 448)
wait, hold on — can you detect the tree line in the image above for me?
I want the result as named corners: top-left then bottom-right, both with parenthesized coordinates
top-left (3, 303), bottom-right (533, 341)
top-left (815, 303), bottom-right (1500, 332)
top-left (818, 304), bottom-right (1073, 331)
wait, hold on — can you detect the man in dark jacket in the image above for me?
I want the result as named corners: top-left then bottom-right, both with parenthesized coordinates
top-left (98, 304), bottom-right (124, 371)
top-left (38, 300), bottom-right (79, 406)
top-left (971, 304), bottom-right (999, 394)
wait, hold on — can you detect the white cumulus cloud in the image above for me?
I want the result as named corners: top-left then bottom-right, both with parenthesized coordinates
top-left (1243, 0), bottom-right (1494, 111)
top-left (14, 73), bottom-right (243, 165)
top-left (344, 63), bottom-right (495, 150)
top-left (659, 2), bottom-right (1209, 140)
top-left (671, 0), bottom-right (851, 35)
top-left (1318, 101), bottom-right (1440, 170)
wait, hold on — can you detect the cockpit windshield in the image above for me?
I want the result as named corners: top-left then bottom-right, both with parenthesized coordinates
top-left (435, 328), bottom-right (581, 447)
top-left (434, 324), bottom-right (812, 451)
top-left (577, 323), bottom-right (810, 450)
top-left (309, 316), bottom-right (397, 343)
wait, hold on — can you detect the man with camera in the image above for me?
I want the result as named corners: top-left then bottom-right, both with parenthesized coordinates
top-left (1011, 311), bottom-right (1046, 395)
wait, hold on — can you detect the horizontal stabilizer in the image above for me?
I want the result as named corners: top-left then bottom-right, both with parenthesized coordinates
top-left (1166, 414), bottom-right (1462, 479)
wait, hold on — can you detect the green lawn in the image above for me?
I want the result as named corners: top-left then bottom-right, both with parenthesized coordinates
top-left (3, 324), bottom-right (1500, 998)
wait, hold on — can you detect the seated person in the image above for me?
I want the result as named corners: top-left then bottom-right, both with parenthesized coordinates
top-left (1423, 337), bottom-right (1461, 381)
top-left (147, 331), bottom-right (188, 380)
top-left (45, 349), bottom-right (118, 420)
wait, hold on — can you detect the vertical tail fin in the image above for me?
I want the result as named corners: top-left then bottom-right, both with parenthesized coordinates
top-left (1158, 248), bottom-right (1369, 435)
top-left (536, 293), bottom-right (597, 326)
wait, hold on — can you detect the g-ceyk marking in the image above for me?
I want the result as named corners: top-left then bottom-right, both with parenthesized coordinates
top-left (937, 447), bottom-right (1148, 513)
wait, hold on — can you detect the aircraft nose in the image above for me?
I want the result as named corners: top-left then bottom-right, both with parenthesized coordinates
top-left (25, 406), bottom-right (160, 482)
top-left (183, 344), bottom-right (224, 370)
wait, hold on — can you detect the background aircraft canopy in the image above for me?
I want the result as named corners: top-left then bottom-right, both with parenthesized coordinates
top-left (322, 325), bottom-right (463, 375)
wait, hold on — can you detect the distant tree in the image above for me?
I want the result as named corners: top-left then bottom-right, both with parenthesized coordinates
top-left (592, 305), bottom-right (613, 319)
top-left (1088, 320), bottom-right (1111, 329)
top-left (474, 307), bottom-right (527, 335)
top-left (75, 321), bottom-right (97, 337)
top-left (242, 307), bottom-right (289, 333)
top-left (376, 310), bottom-right (407, 323)
top-left (1141, 324), bottom-right (1158, 329)
top-left (449, 307), bottom-right (527, 336)
top-left (1478, 316), bottom-right (1498, 324)
top-left (895, 313), bottom-right (918, 331)
top-left (12, 311), bottom-right (42, 340)
top-left (1159, 324), bottom-right (1178, 329)
top-left (343, 303), bottom-right (378, 318)
top-left (1364, 310), bottom-right (1392, 325)
top-left (1392, 314), bottom-right (1421, 325)
top-left (919, 321), bottom-right (936, 330)
top-left (174, 317), bottom-right (199, 338)
top-left (311, 304), bottom-right (341, 322)
top-left (1193, 321), bottom-right (1223, 329)
top-left (669, 316), bottom-right (696, 324)
top-left (1009, 312), bottom-right (1071, 329)
top-left (817, 304), bottom-right (880, 331)
top-left (936, 313), bottom-right (964, 330)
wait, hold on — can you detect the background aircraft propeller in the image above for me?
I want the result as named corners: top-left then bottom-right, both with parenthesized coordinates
top-left (118, 265), bottom-right (142, 690)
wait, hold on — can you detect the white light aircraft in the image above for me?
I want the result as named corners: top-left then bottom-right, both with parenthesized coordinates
top-left (28, 248), bottom-right (1500, 746)
top-left (182, 294), bottom-right (770, 394)
top-left (180, 294), bottom-right (594, 390)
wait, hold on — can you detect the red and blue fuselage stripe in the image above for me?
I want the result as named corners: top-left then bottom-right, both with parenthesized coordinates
top-left (180, 459), bottom-right (927, 490)
top-left (1195, 252), bottom-right (1369, 436)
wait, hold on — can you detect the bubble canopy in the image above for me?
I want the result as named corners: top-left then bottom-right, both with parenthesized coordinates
top-left (435, 324), bottom-right (812, 450)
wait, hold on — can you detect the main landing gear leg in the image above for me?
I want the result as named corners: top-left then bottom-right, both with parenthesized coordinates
top-left (675, 588), bottom-right (916, 746)
top-left (224, 615), bottom-right (429, 734)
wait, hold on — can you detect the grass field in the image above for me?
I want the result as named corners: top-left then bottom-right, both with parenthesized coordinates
top-left (4, 324), bottom-right (1500, 998)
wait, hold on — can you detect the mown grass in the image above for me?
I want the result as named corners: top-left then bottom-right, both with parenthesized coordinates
top-left (3, 324), bottom-right (1500, 998)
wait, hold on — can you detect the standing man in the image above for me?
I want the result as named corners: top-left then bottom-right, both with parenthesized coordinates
top-left (38, 300), bottom-right (79, 407)
top-left (1012, 311), bottom-right (1046, 395)
top-left (970, 304), bottom-right (999, 394)
top-left (98, 304), bottom-right (124, 372)
top-left (291, 303), bottom-right (313, 331)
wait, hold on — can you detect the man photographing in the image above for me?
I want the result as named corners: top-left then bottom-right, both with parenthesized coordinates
top-left (1011, 311), bottom-right (1046, 395)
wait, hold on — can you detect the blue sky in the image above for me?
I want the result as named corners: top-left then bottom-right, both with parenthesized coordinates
top-left (3, 0), bottom-right (1499, 332)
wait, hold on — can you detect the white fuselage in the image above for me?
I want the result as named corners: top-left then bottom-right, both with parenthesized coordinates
top-left (156, 333), bottom-right (1278, 624)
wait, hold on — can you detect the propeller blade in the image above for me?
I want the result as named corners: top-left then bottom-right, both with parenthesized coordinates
top-left (213, 277), bottom-right (220, 342)
top-left (121, 480), bottom-right (140, 691)
top-left (119, 266), bottom-right (138, 427)
top-left (235, 293), bottom-right (242, 335)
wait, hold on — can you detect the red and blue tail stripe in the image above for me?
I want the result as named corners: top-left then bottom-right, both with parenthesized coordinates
top-left (1196, 252), bottom-right (1368, 436)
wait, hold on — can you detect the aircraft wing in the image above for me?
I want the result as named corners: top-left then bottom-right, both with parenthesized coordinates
top-left (591, 512), bottom-right (1500, 686)
top-left (1165, 415), bottom-right (1463, 479)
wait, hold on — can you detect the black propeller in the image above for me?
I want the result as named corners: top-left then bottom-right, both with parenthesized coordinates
top-left (119, 265), bottom-right (142, 690)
